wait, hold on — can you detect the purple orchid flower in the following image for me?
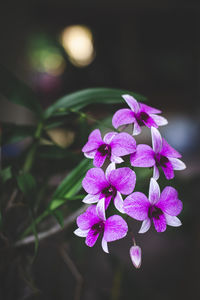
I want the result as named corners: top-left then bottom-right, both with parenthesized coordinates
top-left (112, 94), bottom-right (168, 135)
top-left (74, 202), bottom-right (128, 253)
top-left (123, 178), bottom-right (183, 233)
top-left (82, 129), bottom-right (136, 167)
top-left (130, 127), bottom-right (186, 180)
top-left (82, 163), bottom-right (136, 213)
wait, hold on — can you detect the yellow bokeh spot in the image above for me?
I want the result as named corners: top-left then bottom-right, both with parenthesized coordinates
top-left (61, 25), bottom-right (95, 67)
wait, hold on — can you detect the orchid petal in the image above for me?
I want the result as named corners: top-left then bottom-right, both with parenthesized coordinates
top-left (74, 228), bottom-right (89, 237)
top-left (111, 132), bottom-right (136, 157)
top-left (82, 168), bottom-right (107, 195)
top-left (110, 155), bottom-right (124, 164)
top-left (168, 157), bottom-right (186, 170)
top-left (105, 162), bottom-right (116, 181)
top-left (153, 165), bottom-right (160, 180)
top-left (104, 215), bottom-right (128, 242)
top-left (158, 186), bottom-right (183, 216)
top-left (93, 152), bottom-right (107, 167)
top-left (109, 167), bottom-right (136, 195)
top-left (101, 238), bottom-right (109, 253)
top-left (105, 196), bottom-right (112, 210)
top-left (84, 150), bottom-right (96, 159)
top-left (164, 214), bottom-right (182, 227)
top-left (86, 229), bottom-right (100, 247)
top-left (130, 144), bottom-right (155, 167)
top-left (82, 129), bottom-right (103, 152)
top-left (122, 94), bottom-right (140, 113)
top-left (150, 114), bottom-right (168, 126)
top-left (77, 206), bottom-right (100, 230)
top-left (161, 162), bottom-right (174, 180)
top-left (151, 127), bottom-right (162, 153)
top-left (138, 219), bottom-right (151, 233)
top-left (153, 214), bottom-right (167, 232)
top-left (112, 108), bottom-right (135, 129)
top-left (143, 115), bottom-right (157, 128)
top-left (124, 192), bottom-right (149, 221)
top-left (140, 103), bottom-right (161, 114)
top-left (103, 132), bottom-right (117, 144)
top-left (149, 178), bottom-right (160, 205)
top-left (133, 120), bottom-right (141, 135)
top-left (130, 246), bottom-right (142, 268)
top-left (114, 192), bottom-right (125, 213)
top-left (161, 138), bottom-right (182, 158)
top-left (82, 194), bottom-right (99, 204)
top-left (96, 198), bottom-right (106, 221)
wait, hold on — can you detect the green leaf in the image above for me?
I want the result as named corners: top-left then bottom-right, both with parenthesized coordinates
top-left (49, 198), bottom-right (66, 211)
top-left (0, 166), bottom-right (12, 183)
top-left (44, 87), bottom-right (147, 119)
top-left (38, 146), bottom-right (80, 161)
top-left (0, 65), bottom-right (43, 118)
top-left (17, 173), bottom-right (37, 196)
top-left (52, 158), bottom-right (93, 199)
top-left (52, 209), bottom-right (64, 228)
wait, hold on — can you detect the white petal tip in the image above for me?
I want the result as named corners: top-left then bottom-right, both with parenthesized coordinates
top-left (138, 219), bottom-right (151, 234)
top-left (162, 120), bottom-right (168, 126)
top-left (122, 94), bottom-right (130, 98)
top-left (102, 239), bottom-right (109, 253)
top-left (74, 228), bottom-right (88, 237)
top-left (96, 198), bottom-right (106, 221)
top-left (133, 131), bottom-right (140, 136)
top-left (165, 215), bottom-right (182, 227)
top-left (180, 162), bottom-right (186, 170)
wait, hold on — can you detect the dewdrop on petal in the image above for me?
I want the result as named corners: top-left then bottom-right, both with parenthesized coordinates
top-left (130, 245), bottom-right (142, 269)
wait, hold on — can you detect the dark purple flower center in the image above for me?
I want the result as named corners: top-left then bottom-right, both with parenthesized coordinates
top-left (91, 221), bottom-right (105, 235)
top-left (102, 185), bottom-right (117, 198)
top-left (98, 144), bottom-right (111, 157)
top-left (148, 205), bottom-right (163, 220)
top-left (155, 154), bottom-right (169, 168)
top-left (136, 112), bottom-right (149, 126)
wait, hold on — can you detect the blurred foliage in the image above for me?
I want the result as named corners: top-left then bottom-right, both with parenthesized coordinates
top-left (0, 65), bottom-right (43, 119)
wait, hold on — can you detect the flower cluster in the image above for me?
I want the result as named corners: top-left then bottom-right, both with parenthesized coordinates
top-left (74, 94), bottom-right (186, 268)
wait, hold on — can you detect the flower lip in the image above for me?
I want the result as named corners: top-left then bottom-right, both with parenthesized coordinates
top-left (136, 111), bottom-right (149, 126)
top-left (148, 205), bottom-right (163, 220)
top-left (91, 221), bottom-right (105, 235)
top-left (102, 185), bottom-right (117, 198)
top-left (98, 143), bottom-right (111, 157)
top-left (155, 153), bottom-right (169, 168)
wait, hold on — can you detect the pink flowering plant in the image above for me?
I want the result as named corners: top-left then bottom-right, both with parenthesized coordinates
top-left (74, 94), bottom-right (186, 268)
top-left (1, 73), bottom-right (186, 275)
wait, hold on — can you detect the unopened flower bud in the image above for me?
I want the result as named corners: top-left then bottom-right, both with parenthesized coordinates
top-left (130, 245), bottom-right (142, 269)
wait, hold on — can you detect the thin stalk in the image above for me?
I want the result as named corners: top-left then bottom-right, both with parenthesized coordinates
top-left (69, 109), bottom-right (118, 132)
top-left (22, 121), bottom-right (44, 173)
top-left (23, 142), bottom-right (38, 173)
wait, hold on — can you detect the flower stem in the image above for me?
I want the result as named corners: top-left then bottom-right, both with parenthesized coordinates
top-left (22, 122), bottom-right (44, 173)
top-left (69, 109), bottom-right (118, 131)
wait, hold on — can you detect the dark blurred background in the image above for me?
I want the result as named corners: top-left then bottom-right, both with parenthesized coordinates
top-left (0, 1), bottom-right (200, 300)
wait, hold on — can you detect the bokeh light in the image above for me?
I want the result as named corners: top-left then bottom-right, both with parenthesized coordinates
top-left (28, 35), bottom-right (66, 76)
top-left (60, 25), bottom-right (95, 67)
